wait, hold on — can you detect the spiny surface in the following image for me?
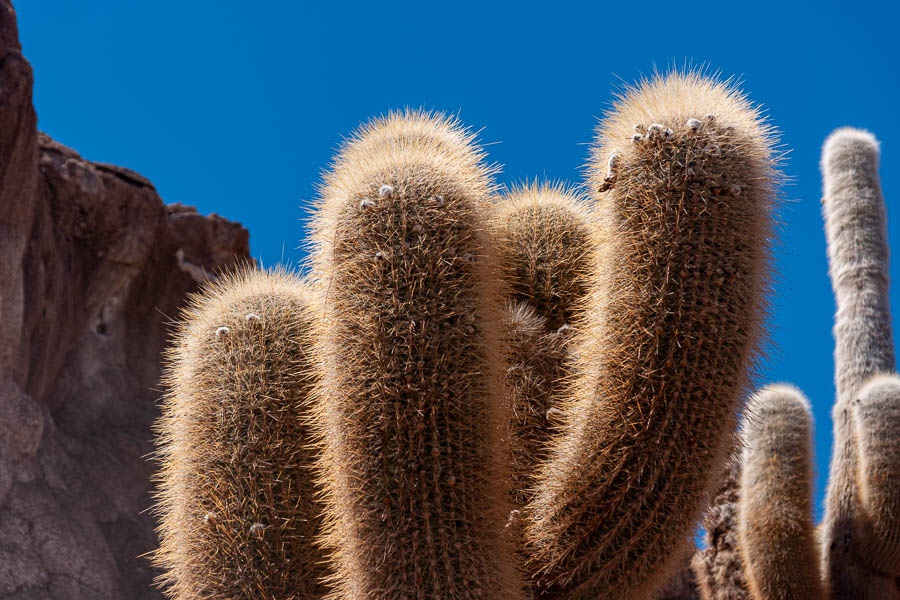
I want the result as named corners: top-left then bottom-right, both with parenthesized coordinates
top-left (852, 374), bottom-right (900, 576)
top-left (692, 458), bottom-right (750, 600)
top-left (820, 127), bottom-right (899, 598)
top-left (152, 268), bottom-right (327, 599)
top-left (502, 303), bottom-right (573, 514)
top-left (309, 110), bottom-right (521, 600)
top-left (654, 546), bottom-right (700, 600)
top-left (494, 183), bottom-right (593, 517)
top-left (738, 385), bottom-right (823, 600)
top-left (526, 72), bottom-right (779, 600)
top-left (494, 182), bottom-right (594, 332)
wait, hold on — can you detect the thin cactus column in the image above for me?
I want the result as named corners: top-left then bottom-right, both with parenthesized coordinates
top-left (691, 458), bottom-right (749, 600)
top-left (820, 127), bottom-right (899, 598)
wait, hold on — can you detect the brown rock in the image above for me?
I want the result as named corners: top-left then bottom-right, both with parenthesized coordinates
top-left (0, 2), bottom-right (250, 597)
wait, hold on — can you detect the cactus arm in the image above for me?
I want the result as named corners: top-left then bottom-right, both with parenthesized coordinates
top-left (738, 384), bottom-right (824, 600)
top-left (820, 127), bottom-right (900, 598)
top-left (152, 268), bottom-right (329, 599)
top-left (525, 72), bottom-right (779, 600)
top-left (851, 374), bottom-right (900, 575)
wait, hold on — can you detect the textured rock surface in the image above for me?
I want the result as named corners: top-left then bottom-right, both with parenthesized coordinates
top-left (0, 2), bottom-right (250, 597)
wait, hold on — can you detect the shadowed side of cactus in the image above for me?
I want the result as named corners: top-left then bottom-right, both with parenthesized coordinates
top-left (820, 127), bottom-right (900, 598)
top-left (655, 547), bottom-right (700, 600)
top-left (494, 183), bottom-right (593, 515)
top-left (502, 302), bottom-right (573, 517)
top-left (692, 458), bottom-right (750, 600)
top-left (525, 71), bottom-right (779, 600)
top-left (738, 385), bottom-right (823, 600)
top-left (852, 374), bottom-right (900, 575)
top-left (309, 110), bottom-right (523, 599)
top-left (152, 268), bottom-right (328, 599)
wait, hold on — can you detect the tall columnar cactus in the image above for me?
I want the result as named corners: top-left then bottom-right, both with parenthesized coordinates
top-left (691, 458), bottom-right (749, 600)
top-left (308, 110), bottom-right (523, 599)
top-left (525, 72), bottom-right (779, 599)
top-left (494, 183), bottom-right (593, 511)
top-left (851, 374), bottom-right (900, 575)
top-left (737, 385), bottom-right (823, 600)
top-left (152, 268), bottom-right (328, 599)
top-left (820, 127), bottom-right (899, 598)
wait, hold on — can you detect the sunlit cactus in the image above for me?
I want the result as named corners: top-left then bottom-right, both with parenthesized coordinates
top-left (738, 385), bottom-right (823, 600)
top-left (152, 268), bottom-right (328, 599)
top-left (820, 127), bottom-right (899, 598)
top-left (851, 374), bottom-right (900, 576)
top-left (307, 110), bottom-right (522, 599)
top-left (524, 71), bottom-right (780, 599)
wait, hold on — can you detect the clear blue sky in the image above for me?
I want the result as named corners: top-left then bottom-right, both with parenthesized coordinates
top-left (17, 1), bottom-right (900, 518)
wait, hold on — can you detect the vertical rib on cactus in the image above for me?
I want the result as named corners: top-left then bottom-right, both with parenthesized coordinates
top-left (820, 127), bottom-right (899, 598)
top-left (309, 110), bottom-right (522, 599)
top-left (738, 384), bottom-right (823, 600)
top-left (525, 72), bottom-right (779, 599)
top-left (692, 458), bottom-right (750, 600)
top-left (851, 374), bottom-right (900, 575)
top-left (494, 183), bottom-right (593, 512)
top-left (152, 268), bottom-right (328, 599)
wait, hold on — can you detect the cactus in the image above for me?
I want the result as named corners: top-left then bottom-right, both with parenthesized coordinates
top-left (820, 127), bottom-right (900, 597)
top-left (524, 72), bottom-right (779, 599)
top-left (151, 268), bottom-right (328, 599)
top-left (502, 302), bottom-right (572, 516)
top-left (493, 183), bottom-right (593, 512)
top-left (494, 182), bottom-right (594, 331)
top-left (691, 458), bottom-right (750, 600)
top-left (737, 385), bottom-right (823, 600)
top-left (308, 110), bottom-right (522, 599)
top-left (655, 547), bottom-right (701, 600)
top-left (851, 374), bottom-right (900, 575)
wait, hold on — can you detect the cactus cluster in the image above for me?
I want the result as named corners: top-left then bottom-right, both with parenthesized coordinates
top-left (151, 72), bottom-right (900, 600)
top-left (686, 127), bottom-right (900, 600)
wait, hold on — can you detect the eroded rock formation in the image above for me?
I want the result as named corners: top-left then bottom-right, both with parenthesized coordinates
top-left (0, 2), bottom-right (250, 597)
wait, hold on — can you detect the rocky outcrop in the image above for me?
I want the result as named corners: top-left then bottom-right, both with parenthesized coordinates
top-left (0, 2), bottom-right (250, 597)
